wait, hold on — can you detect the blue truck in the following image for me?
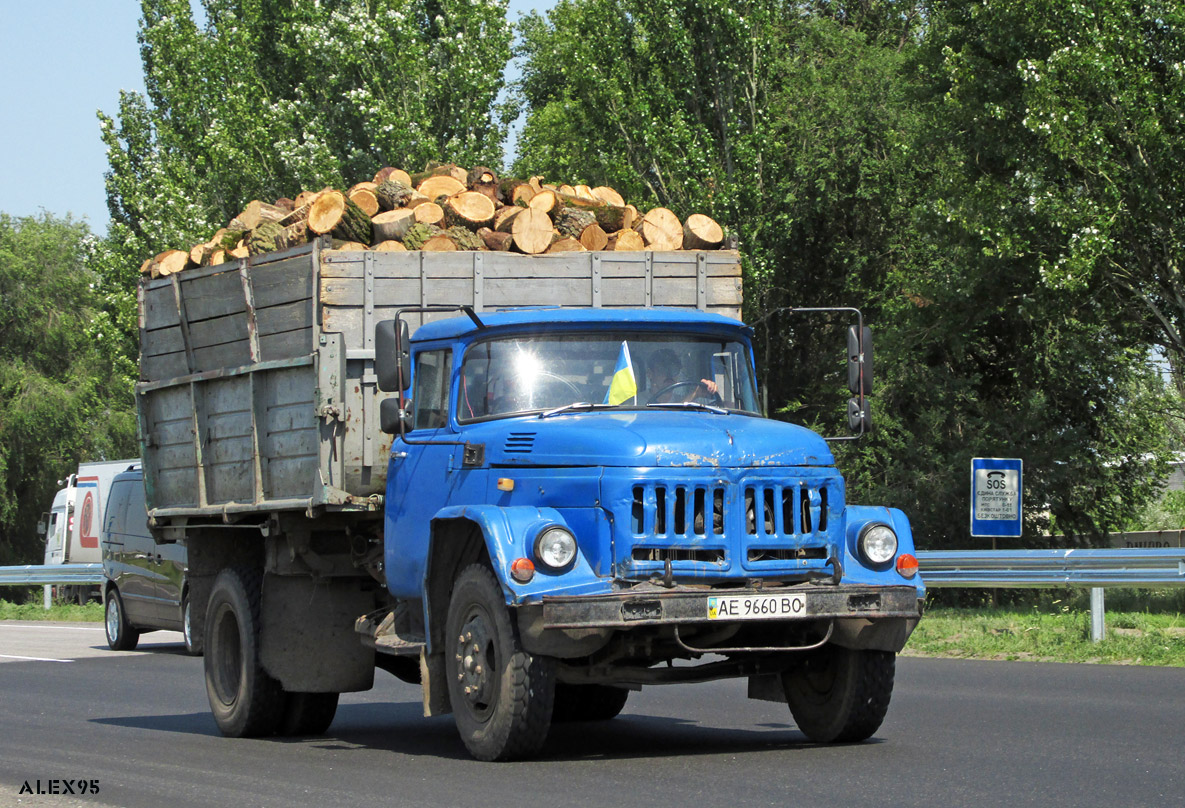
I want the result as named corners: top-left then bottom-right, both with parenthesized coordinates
top-left (137, 239), bottom-right (922, 760)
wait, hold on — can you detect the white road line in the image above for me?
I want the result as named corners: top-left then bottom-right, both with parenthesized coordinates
top-left (0, 624), bottom-right (105, 632)
top-left (0, 654), bottom-right (74, 663)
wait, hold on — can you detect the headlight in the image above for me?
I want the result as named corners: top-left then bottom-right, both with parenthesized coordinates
top-left (534, 526), bottom-right (577, 571)
top-left (858, 523), bottom-right (898, 565)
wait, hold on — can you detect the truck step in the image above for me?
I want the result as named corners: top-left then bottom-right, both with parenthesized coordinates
top-left (355, 607), bottom-right (425, 657)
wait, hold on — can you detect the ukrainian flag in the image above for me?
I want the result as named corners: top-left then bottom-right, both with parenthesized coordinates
top-left (604, 341), bottom-right (637, 405)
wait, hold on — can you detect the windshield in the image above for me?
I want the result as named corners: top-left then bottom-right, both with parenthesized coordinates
top-left (457, 333), bottom-right (760, 422)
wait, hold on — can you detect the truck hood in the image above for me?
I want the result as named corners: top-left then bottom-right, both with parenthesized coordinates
top-left (466, 411), bottom-right (835, 468)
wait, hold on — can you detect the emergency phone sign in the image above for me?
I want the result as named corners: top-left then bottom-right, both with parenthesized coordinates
top-left (971, 457), bottom-right (1022, 538)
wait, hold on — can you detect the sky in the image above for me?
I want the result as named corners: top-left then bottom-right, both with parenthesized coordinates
top-left (0, 1), bottom-right (546, 234)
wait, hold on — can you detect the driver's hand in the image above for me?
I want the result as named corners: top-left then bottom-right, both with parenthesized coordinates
top-left (699, 379), bottom-right (718, 395)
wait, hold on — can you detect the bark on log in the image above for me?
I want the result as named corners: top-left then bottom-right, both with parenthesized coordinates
top-left (443, 191), bottom-right (496, 231)
top-left (554, 207), bottom-right (597, 240)
top-left (375, 179), bottom-right (414, 211)
top-left (374, 166), bottom-right (413, 187)
top-left (274, 197), bottom-right (297, 212)
top-left (275, 220), bottom-right (308, 251)
top-left (247, 221), bottom-right (285, 255)
top-left (579, 223), bottom-right (609, 252)
top-left (308, 190), bottom-right (373, 244)
top-left (402, 223), bottom-right (443, 251)
top-left (682, 213), bottom-right (724, 250)
top-left (446, 226), bottom-right (484, 251)
top-left (219, 229), bottom-right (247, 250)
top-left (467, 166), bottom-right (500, 203)
top-left (607, 229), bottom-right (645, 251)
top-left (636, 207), bottom-right (683, 251)
top-left (557, 193), bottom-right (629, 232)
top-left (371, 208), bottom-right (417, 243)
top-left (510, 208), bottom-right (554, 255)
top-left (478, 227), bottom-right (513, 251)
top-left (229, 199), bottom-right (288, 231)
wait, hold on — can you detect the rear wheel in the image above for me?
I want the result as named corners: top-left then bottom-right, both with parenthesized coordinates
top-left (104, 589), bottom-right (139, 651)
top-left (182, 593), bottom-right (202, 656)
top-left (445, 564), bottom-right (555, 761)
top-left (204, 568), bottom-right (284, 737)
top-left (783, 644), bottom-right (895, 743)
top-left (279, 692), bottom-right (340, 736)
top-left (552, 684), bottom-right (630, 722)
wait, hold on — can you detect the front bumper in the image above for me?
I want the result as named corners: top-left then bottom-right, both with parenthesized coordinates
top-left (540, 582), bottom-right (921, 629)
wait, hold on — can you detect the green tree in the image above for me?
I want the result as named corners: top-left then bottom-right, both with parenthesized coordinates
top-left (0, 214), bottom-right (139, 565)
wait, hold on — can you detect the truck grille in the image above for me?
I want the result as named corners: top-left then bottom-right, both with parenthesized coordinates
top-left (613, 471), bottom-right (841, 579)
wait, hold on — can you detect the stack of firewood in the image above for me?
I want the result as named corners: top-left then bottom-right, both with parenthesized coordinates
top-left (141, 164), bottom-right (729, 278)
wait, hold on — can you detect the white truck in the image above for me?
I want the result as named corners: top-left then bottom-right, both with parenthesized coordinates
top-left (39, 459), bottom-right (138, 603)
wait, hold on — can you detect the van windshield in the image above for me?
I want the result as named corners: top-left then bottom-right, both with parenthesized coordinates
top-left (457, 333), bottom-right (760, 422)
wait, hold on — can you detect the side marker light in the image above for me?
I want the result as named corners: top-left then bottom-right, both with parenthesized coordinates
top-left (896, 553), bottom-right (918, 578)
top-left (510, 557), bottom-right (535, 583)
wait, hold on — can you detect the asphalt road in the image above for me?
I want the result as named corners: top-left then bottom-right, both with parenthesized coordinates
top-left (1, 621), bottom-right (1182, 808)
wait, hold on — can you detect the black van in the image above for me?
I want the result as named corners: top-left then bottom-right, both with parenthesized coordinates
top-left (101, 468), bottom-right (199, 654)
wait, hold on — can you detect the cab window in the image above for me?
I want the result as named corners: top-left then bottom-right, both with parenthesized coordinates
top-left (413, 349), bottom-right (453, 430)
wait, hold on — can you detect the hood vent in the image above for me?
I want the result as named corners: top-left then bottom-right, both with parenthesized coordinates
top-left (504, 432), bottom-right (537, 454)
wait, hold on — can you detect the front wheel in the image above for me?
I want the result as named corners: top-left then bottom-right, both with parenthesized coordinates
top-left (552, 684), bottom-right (630, 723)
top-left (104, 589), bottom-right (139, 651)
top-left (204, 568), bottom-right (285, 737)
top-left (782, 645), bottom-right (895, 743)
top-left (445, 564), bottom-right (555, 761)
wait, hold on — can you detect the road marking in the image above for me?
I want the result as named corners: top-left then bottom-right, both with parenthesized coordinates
top-left (0, 654), bottom-right (74, 663)
top-left (0, 624), bottom-right (105, 632)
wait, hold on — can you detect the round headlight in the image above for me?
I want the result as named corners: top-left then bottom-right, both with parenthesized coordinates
top-left (534, 526), bottom-right (577, 571)
top-left (859, 523), bottom-right (898, 565)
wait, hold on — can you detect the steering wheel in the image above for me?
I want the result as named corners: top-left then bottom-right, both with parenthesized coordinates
top-left (527, 372), bottom-right (583, 408)
top-left (650, 380), bottom-right (723, 405)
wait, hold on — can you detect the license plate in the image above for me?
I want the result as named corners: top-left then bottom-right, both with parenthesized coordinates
top-left (707, 593), bottom-right (807, 621)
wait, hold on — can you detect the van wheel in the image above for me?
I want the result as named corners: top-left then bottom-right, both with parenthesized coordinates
top-left (279, 692), bottom-right (340, 736)
top-left (182, 594), bottom-right (203, 656)
top-left (204, 568), bottom-right (284, 737)
top-left (552, 684), bottom-right (630, 722)
top-left (445, 564), bottom-right (555, 761)
top-left (104, 589), bottom-right (139, 651)
top-left (782, 644), bottom-right (895, 743)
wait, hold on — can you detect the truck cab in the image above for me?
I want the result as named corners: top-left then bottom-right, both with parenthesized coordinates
top-left (374, 307), bottom-right (923, 760)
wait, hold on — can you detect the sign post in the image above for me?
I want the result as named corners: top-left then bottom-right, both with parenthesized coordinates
top-left (971, 457), bottom-right (1023, 539)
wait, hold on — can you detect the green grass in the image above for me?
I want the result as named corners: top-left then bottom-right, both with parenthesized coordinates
top-left (0, 598), bottom-right (104, 622)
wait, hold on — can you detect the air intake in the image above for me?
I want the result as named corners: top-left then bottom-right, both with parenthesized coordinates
top-left (503, 432), bottom-right (537, 454)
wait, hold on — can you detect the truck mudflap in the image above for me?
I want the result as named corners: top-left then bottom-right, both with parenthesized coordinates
top-left (540, 583), bottom-right (919, 631)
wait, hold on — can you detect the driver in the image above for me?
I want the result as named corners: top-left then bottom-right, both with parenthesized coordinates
top-left (647, 348), bottom-right (718, 403)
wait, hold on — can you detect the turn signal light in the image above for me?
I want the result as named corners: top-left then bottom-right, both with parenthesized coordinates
top-left (896, 553), bottom-right (918, 578)
top-left (497, 478), bottom-right (515, 492)
top-left (510, 557), bottom-right (535, 583)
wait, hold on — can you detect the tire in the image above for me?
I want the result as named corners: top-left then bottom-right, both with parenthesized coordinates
top-left (278, 692), bottom-right (340, 736)
top-left (203, 568), bottom-right (285, 737)
top-left (445, 564), bottom-right (555, 761)
top-left (552, 684), bottom-right (630, 723)
top-left (182, 593), bottom-right (203, 656)
top-left (104, 588), bottom-right (140, 651)
top-left (783, 644), bottom-right (895, 743)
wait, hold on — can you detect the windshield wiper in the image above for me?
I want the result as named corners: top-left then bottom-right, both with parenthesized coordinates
top-left (538, 402), bottom-right (609, 418)
top-left (645, 401), bottom-right (730, 415)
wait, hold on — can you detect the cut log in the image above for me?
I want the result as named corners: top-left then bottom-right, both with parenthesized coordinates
top-left (554, 207), bottom-right (597, 240)
top-left (494, 207), bottom-right (523, 233)
top-left (308, 190), bottom-right (373, 244)
top-left (403, 191), bottom-right (430, 209)
top-left (228, 245), bottom-right (250, 260)
top-left (189, 242), bottom-right (213, 266)
top-left (547, 237), bottom-right (586, 253)
top-left (511, 184), bottom-right (536, 206)
top-left (414, 202), bottom-right (445, 226)
top-left (528, 189), bottom-right (561, 217)
top-left (623, 204), bottom-right (638, 231)
top-left (580, 223), bottom-right (609, 252)
top-left (209, 249), bottom-right (227, 266)
top-left (510, 208), bottom-right (554, 255)
top-left (371, 208), bottom-right (417, 243)
top-left (374, 166), bottom-right (413, 187)
top-left (348, 181), bottom-right (378, 196)
top-left (375, 179), bottom-right (414, 211)
top-left (592, 186), bottom-right (625, 207)
top-left (331, 240), bottom-right (369, 251)
top-left (416, 175), bottom-right (466, 199)
top-left (274, 197), bottom-right (296, 212)
top-left (443, 191), bottom-right (496, 231)
top-left (373, 240), bottom-right (407, 252)
top-left (349, 188), bottom-right (380, 217)
top-left (636, 207), bottom-right (683, 251)
top-left (229, 199), bottom-right (288, 231)
top-left (557, 193), bottom-right (629, 232)
top-left (421, 234), bottom-right (458, 251)
top-left (572, 184), bottom-right (596, 201)
top-left (558, 184), bottom-right (577, 197)
top-left (247, 221), bottom-right (285, 255)
top-left (139, 256), bottom-right (154, 275)
top-left (402, 223), bottom-right (443, 251)
top-left (682, 213), bottom-right (724, 250)
top-left (467, 166), bottom-right (500, 203)
top-left (528, 176), bottom-right (546, 193)
top-left (478, 227), bottom-right (513, 251)
top-left (275, 220), bottom-right (308, 251)
top-left (607, 229), bottom-right (645, 251)
top-left (219, 229), bottom-right (247, 250)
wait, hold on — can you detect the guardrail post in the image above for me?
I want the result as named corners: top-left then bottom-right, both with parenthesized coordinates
top-left (43, 584), bottom-right (51, 610)
top-left (1089, 587), bottom-right (1105, 642)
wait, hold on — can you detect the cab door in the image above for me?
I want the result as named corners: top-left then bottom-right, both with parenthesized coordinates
top-left (104, 478), bottom-right (155, 623)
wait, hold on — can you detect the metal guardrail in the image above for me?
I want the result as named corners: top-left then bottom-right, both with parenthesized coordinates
top-left (917, 549), bottom-right (1185, 588)
top-left (0, 563), bottom-right (104, 587)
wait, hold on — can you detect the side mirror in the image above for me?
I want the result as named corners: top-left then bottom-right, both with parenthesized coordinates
top-left (36, 517), bottom-right (47, 536)
top-left (847, 325), bottom-right (873, 396)
top-left (380, 397), bottom-right (413, 435)
top-left (848, 396), bottom-right (871, 433)
top-left (375, 319), bottom-right (411, 392)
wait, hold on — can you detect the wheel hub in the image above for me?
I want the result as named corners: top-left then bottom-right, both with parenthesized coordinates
top-left (455, 614), bottom-right (496, 714)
